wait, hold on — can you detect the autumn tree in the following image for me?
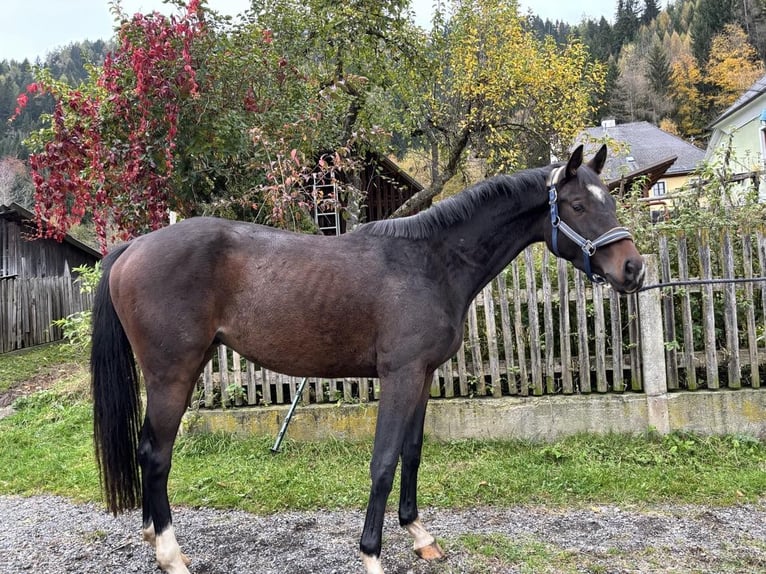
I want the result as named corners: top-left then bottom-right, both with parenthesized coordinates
top-left (17, 0), bottom-right (422, 248)
top-left (394, 0), bottom-right (605, 215)
top-left (705, 23), bottom-right (765, 110)
top-left (669, 51), bottom-right (706, 137)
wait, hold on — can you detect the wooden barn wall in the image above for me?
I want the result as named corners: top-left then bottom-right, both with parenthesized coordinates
top-left (0, 218), bottom-right (98, 279)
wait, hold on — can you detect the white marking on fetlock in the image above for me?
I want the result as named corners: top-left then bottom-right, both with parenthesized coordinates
top-left (156, 526), bottom-right (190, 574)
top-left (405, 519), bottom-right (435, 551)
top-left (142, 522), bottom-right (156, 547)
top-left (360, 552), bottom-right (385, 574)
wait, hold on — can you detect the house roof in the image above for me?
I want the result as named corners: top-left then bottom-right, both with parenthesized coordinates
top-left (0, 202), bottom-right (102, 259)
top-left (709, 73), bottom-right (766, 128)
top-left (579, 121), bottom-right (705, 180)
top-left (605, 156), bottom-right (678, 193)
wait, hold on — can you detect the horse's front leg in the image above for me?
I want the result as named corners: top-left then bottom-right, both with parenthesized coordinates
top-left (359, 365), bottom-right (427, 574)
top-left (398, 371), bottom-right (444, 561)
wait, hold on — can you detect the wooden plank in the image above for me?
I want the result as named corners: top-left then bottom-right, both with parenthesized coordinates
top-left (557, 258), bottom-right (573, 394)
top-left (698, 229), bottom-right (719, 389)
top-left (456, 340), bottom-right (469, 397)
top-left (359, 377), bottom-right (370, 403)
top-left (742, 234), bottom-right (759, 388)
top-left (497, 271), bottom-right (517, 394)
top-left (592, 283), bottom-right (607, 393)
top-left (231, 351), bottom-right (243, 406)
top-left (430, 369), bottom-right (441, 398)
top-left (609, 288), bottom-right (624, 392)
top-left (443, 356), bottom-right (455, 398)
top-left (757, 231), bottom-right (766, 383)
top-left (511, 260), bottom-right (529, 395)
top-left (721, 231), bottom-right (741, 388)
top-left (343, 377), bottom-right (353, 402)
top-left (541, 250), bottom-right (556, 394)
top-left (203, 360), bottom-right (214, 408)
top-left (659, 235), bottom-right (679, 390)
top-left (467, 299), bottom-right (485, 395)
top-left (483, 281), bottom-right (502, 397)
top-left (574, 272), bottom-right (591, 393)
top-left (524, 248), bottom-right (543, 395)
top-left (677, 235), bottom-right (698, 390)
top-left (218, 345), bottom-right (230, 405)
top-left (627, 293), bottom-right (642, 391)
top-left (246, 361), bottom-right (258, 405)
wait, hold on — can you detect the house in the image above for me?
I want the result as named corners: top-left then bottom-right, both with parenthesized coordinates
top-left (707, 73), bottom-right (766, 198)
top-left (0, 202), bottom-right (101, 353)
top-left (578, 120), bottom-right (706, 202)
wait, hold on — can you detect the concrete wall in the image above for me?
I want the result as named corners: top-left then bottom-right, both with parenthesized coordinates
top-left (186, 389), bottom-right (766, 443)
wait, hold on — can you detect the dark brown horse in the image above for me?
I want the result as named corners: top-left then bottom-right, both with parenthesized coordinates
top-left (91, 144), bottom-right (644, 574)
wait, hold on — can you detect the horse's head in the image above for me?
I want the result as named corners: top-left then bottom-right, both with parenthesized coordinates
top-left (544, 144), bottom-right (645, 294)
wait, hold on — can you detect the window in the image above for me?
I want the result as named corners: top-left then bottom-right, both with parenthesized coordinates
top-left (651, 181), bottom-right (667, 197)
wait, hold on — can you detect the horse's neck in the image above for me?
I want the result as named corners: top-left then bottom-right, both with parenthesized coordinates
top-left (437, 177), bottom-right (548, 305)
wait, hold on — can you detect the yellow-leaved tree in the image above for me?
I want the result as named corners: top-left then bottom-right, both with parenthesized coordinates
top-left (669, 51), bottom-right (705, 138)
top-left (393, 0), bottom-right (605, 216)
top-left (706, 23), bottom-right (765, 110)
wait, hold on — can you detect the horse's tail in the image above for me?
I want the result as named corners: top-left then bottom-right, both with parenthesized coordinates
top-left (90, 242), bottom-right (141, 515)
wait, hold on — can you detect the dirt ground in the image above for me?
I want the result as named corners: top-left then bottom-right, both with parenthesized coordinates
top-left (1, 494), bottom-right (765, 573)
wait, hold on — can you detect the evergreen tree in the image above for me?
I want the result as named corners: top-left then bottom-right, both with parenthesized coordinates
top-left (646, 41), bottom-right (671, 94)
top-left (614, 0), bottom-right (641, 50)
top-left (690, 0), bottom-right (735, 64)
top-left (642, 0), bottom-right (660, 25)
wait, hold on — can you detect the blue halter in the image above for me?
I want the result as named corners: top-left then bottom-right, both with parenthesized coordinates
top-left (546, 166), bottom-right (634, 284)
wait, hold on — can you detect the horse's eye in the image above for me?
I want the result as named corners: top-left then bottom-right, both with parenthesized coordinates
top-left (572, 202), bottom-right (585, 213)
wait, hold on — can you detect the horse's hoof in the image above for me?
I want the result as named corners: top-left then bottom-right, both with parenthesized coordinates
top-left (415, 541), bottom-right (445, 561)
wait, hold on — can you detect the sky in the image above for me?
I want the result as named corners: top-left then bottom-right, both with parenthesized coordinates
top-left (2, 0), bottom-right (617, 64)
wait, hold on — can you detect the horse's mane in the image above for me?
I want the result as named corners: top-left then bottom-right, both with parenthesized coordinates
top-left (357, 165), bottom-right (551, 240)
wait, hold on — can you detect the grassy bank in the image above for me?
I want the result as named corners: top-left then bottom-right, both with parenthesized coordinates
top-left (1, 351), bottom-right (765, 512)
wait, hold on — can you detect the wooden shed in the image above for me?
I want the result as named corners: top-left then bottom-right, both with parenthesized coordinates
top-left (0, 202), bottom-right (101, 353)
top-left (312, 153), bottom-right (426, 235)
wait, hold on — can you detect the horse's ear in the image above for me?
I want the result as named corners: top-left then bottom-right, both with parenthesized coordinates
top-left (587, 144), bottom-right (608, 175)
top-left (565, 145), bottom-right (584, 178)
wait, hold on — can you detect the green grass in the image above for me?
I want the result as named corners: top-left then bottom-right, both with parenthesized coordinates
top-left (1, 376), bottom-right (765, 511)
top-left (454, 534), bottom-right (580, 574)
top-left (0, 343), bottom-right (86, 392)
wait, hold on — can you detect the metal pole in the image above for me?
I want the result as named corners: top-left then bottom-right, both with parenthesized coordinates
top-left (271, 377), bottom-right (309, 453)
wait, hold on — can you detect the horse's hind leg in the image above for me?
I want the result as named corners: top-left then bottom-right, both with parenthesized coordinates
top-left (398, 372), bottom-right (444, 561)
top-left (138, 374), bottom-right (199, 574)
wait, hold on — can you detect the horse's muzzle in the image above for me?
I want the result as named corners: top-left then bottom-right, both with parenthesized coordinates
top-left (614, 255), bottom-right (645, 294)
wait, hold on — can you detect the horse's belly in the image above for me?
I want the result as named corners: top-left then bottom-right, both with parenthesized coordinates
top-left (218, 319), bottom-right (378, 379)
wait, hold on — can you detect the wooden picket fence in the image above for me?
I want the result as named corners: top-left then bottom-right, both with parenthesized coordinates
top-left (0, 274), bottom-right (94, 353)
top-left (194, 227), bottom-right (766, 409)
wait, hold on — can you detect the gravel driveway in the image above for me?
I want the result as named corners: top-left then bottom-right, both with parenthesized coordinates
top-left (2, 495), bottom-right (765, 573)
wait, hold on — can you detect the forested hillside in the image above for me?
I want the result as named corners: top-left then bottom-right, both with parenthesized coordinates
top-left (530, 0), bottom-right (766, 140)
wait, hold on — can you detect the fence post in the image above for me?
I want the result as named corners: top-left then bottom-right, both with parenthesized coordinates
top-left (637, 254), bottom-right (670, 434)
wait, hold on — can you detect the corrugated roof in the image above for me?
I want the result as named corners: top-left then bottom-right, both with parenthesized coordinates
top-left (578, 121), bottom-right (705, 180)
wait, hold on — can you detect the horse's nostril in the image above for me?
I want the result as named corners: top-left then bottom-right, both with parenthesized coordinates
top-left (624, 258), bottom-right (644, 287)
